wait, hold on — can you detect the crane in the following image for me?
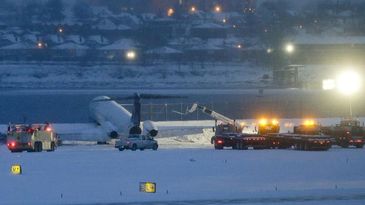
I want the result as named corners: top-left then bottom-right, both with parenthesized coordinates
top-left (175, 103), bottom-right (244, 134)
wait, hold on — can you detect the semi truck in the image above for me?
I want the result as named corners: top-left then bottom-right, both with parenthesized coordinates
top-left (321, 118), bottom-right (365, 148)
top-left (6, 123), bottom-right (57, 152)
top-left (182, 103), bottom-right (279, 150)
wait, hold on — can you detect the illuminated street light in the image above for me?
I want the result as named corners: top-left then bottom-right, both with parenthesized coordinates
top-left (126, 50), bottom-right (136, 60)
top-left (222, 18), bottom-right (227, 23)
top-left (58, 27), bottom-right (64, 33)
top-left (190, 6), bottom-right (196, 12)
top-left (336, 70), bottom-right (361, 96)
top-left (214, 5), bottom-right (221, 13)
top-left (285, 43), bottom-right (295, 54)
top-left (266, 48), bottom-right (273, 54)
top-left (336, 70), bottom-right (362, 117)
top-left (167, 8), bottom-right (174, 17)
top-left (37, 41), bottom-right (44, 49)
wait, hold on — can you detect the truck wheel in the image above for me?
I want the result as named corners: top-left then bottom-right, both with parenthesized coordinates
top-left (152, 143), bottom-right (158, 150)
top-left (47, 142), bottom-right (55, 152)
top-left (118, 146), bottom-right (125, 151)
top-left (239, 142), bottom-right (244, 150)
top-left (140, 148), bottom-right (145, 151)
top-left (34, 142), bottom-right (42, 152)
top-left (232, 143), bottom-right (238, 150)
top-left (356, 145), bottom-right (364, 149)
top-left (340, 144), bottom-right (349, 148)
top-left (131, 144), bottom-right (137, 151)
top-left (38, 142), bottom-right (43, 152)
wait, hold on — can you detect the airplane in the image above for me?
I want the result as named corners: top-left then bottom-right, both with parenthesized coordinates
top-left (49, 93), bottom-right (215, 143)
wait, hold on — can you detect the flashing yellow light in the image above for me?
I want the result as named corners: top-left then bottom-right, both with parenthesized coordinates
top-left (336, 70), bottom-right (361, 96)
top-left (126, 50), bottom-right (136, 60)
top-left (214, 5), bottom-right (221, 13)
top-left (303, 119), bottom-right (315, 126)
top-left (271, 119), bottom-right (279, 125)
top-left (167, 8), bottom-right (174, 17)
top-left (259, 118), bottom-right (268, 126)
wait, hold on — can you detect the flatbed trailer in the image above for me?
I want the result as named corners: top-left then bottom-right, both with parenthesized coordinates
top-left (266, 133), bottom-right (332, 151)
top-left (213, 133), bottom-right (269, 150)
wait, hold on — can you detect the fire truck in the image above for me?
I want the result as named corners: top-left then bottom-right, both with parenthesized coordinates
top-left (321, 118), bottom-right (365, 148)
top-left (6, 123), bottom-right (58, 152)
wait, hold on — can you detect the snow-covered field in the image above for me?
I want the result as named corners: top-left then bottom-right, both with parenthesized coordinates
top-left (1, 144), bottom-right (365, 205)
top-left (0, 63), bottom-right (269, 89)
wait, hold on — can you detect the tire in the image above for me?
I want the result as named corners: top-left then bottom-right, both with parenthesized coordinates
top-left (34, 142), bottom-right (42, 152)
top-left (152, 143), bottom-right (158, 150)
top-left (340, 144), bottom-right (349, 148)
top-left (356, 145), bottom-right (364, 149)
top-left (118, 146), bottom-right (125, 151)
top-left (38, 142), bottom-right (43, 152)
top-left (140, 148), bottom-right (145, 151)
top-left (131, 144), bottom-right (137, 151)
top-left (47, 142), bottom-right (55, 152)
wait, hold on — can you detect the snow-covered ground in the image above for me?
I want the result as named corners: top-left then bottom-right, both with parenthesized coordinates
top-left (1, 144), bottom-right (365, 205)
top-left (0, 63), bottom-right (270, 89)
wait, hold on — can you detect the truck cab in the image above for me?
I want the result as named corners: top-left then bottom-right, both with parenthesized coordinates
top-left (322, 118), bottom-right (364, 148)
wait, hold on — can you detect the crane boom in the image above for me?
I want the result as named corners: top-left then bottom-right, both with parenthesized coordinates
top-left (185, 103), bottom-right (236, 125)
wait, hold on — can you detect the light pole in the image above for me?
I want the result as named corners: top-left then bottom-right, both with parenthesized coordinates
top-left (336, 70), bottom-right (361, 117)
